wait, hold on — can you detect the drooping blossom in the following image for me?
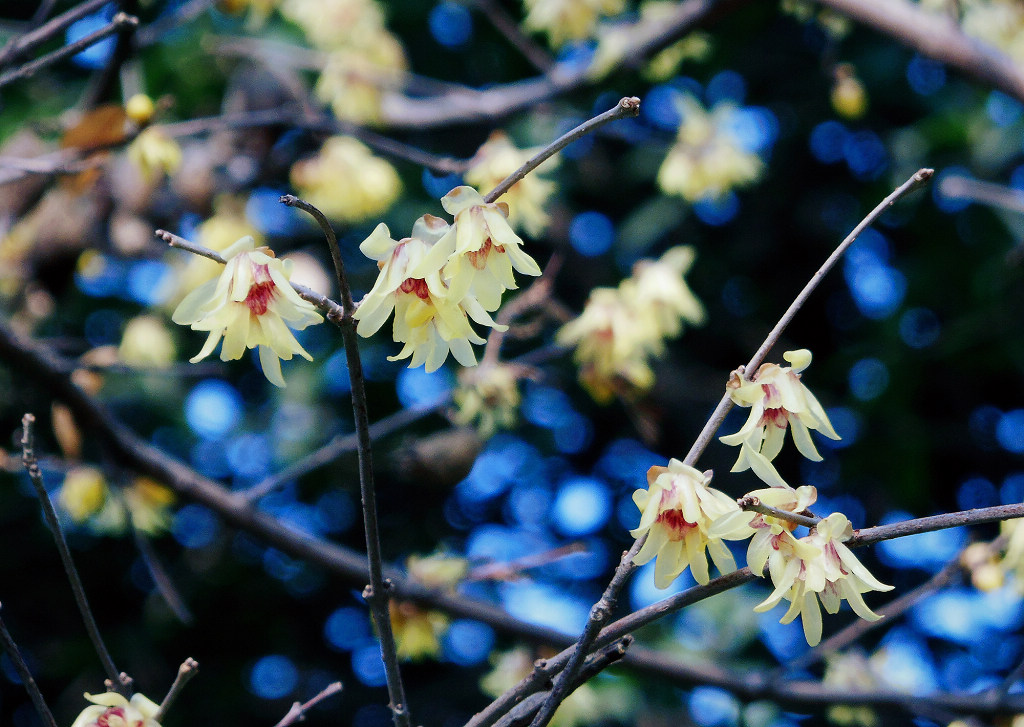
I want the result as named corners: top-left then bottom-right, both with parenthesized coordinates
top-left (754, 512), bottom-right (892, 646)
top-left (710, 484), bottom-right (819, 572)
top-left (290, 135), bottom-right (401, 223)
top-left (453, 363), bottom-right (525, 438)
top-left (414, 186), bottom-right (541, 311)
top-left (657, 94), bottom-right (764, 202)
top-left (353, 216), bottom-right (504, 372)
top-left (172, 236), bottom-right (323, 387)
top-left (630, 459), bottom-right (739, 587)
top-left (390, 552), bottom-right (467, 661)
top-left (622, 245), bottom-right (705, 338)
top-left (70, 692), bottom-right (161, 727)
top-left (719, 349), bottom-right (840, 487)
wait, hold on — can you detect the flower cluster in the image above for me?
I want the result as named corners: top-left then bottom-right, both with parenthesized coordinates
top-left (657, 94), bottom-right (765, 202)
top-left (290, 135), bottom-right (401, 223)
top-left (172, 236), bottom-right (324, 387)
top-left (557, 245), bottom-right (704, 403)
top-left (389, 552), bottom-right (467, 660)
top-left (630, 460), bottom-right (739, 587)
top-left (463, 132), bottom-right (558, 238)
top-left (354, 186), bottom-right (541, 371)
top-left (59, 468), bottom-right (175, 536)
top-left (751, 513), bottom-right (893, 646)
top-left (70, 692), bottom-right (161, 727)
top-left (522, 0), bottom-right (625, 48)
top-left (719, 349), bottom-right (840, 487)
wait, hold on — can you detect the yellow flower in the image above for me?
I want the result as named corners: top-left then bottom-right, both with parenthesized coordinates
top-left (630, 460), bottom-right (739, 587)
top-left (719, 349), bottom-right (840, 487)
top-left (172, 236), bottom-right (323, 387)
top-left (556, 287), bottom-right (659, 403)
top-left (406, 552), bottom-right (469, 588)
top-left (70, 692), bottom-right (161, 727)
top-left (463, 132), bottom-right (558, 237)
top-left (755, 512), bottom-right (892, 646)
top-left (961, 0), bottom-right (1024, 64)
top-left (623, 245), bottom-right (705, 338)
top-left (998, 518), bottom-right (1024, 591)
top-left (124, 478), bottom-right (176, 535)
top-left (119, 315), bottom-right (176, 368)
top-left (415, 186), bottom-right (541, 310)
top-left (59, 466), bottom-right (108, 523)
top-left (281, 0), bottom-right (387, 50)
top-left (290, 136), bottom-right (401, 223)
top-left (127, 128), bottom-right (182, 183)
top-left (657, 94), bottom-right (763, 202)
top-left (589, 2), bottom-right (711, 81)
top-left (390, 601), bottom-right (449, 660)
top-left (453, 363), bottom-right (523, 438)
top-left (124, 94), bottom-right (155, 125)
top-left (710, 484), bottom-right (818, 570)
top-left (522, 0), bottom-right (625, 47)
top-left (315, 36), bottom-right (406, 125)
top-left (831, 63), bottom-right (868, 120)
top-left (353, 217), bottom-right (505, 372)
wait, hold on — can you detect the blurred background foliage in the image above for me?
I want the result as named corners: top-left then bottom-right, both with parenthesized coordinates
top-left (1, 1), bottom-right (1024, 726)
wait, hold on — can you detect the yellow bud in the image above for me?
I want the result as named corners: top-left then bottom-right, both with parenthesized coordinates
top-left (125, 93), bottom-right (155, 125)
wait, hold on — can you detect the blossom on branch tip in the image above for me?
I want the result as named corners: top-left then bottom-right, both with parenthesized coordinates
top-left (172, 236), bottom-right (323, 387)
top-left (719, 349), bottom-right (839, 487)
top-left (70, 692), bottom-right (162, 727)
top-left (415, 186), bottom-right (541, 311)
top-left (630, 459), bottom-right (739, 587)
top-left (353, 217), bottom-right (505, 372)
top-left (710, 484), bottom-right (818, 571)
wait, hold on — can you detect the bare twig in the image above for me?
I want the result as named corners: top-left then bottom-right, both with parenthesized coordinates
top-left (273, 681), bottom-right (343, 727)
top-left (279, 195), bottom-right (411, 727)
top-left (0, 604), bottom-right (58, 727)
top-left (738, 495), bottom-right (822, 529)
top-left (20, 413), bottom-right (126, 694)
top-left (484, 96), bottom-right (641, 204)
top-left (132, 527), bottom-right (194, 625)
top-left (467, 543), bottom-right (587, 582)
top-left (155, 657), bottom-right (199, 721)
top-left (0, 12), bottom-right (139, 90)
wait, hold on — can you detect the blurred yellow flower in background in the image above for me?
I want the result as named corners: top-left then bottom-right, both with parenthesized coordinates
top-left (290, 136), bottom-right (401, 223)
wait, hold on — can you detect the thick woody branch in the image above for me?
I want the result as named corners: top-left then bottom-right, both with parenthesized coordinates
top-left (810, 0), bottom-right (1024, 103)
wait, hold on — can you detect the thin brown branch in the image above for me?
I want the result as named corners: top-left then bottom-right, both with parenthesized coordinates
top-left (154, 657), bottom-right (199, 722)
top-left (484, 96), bottom-right (640, 204)
top-left (738, 495), bottom-right (821, 529)
top-left (20, 414), bottom-right (126, 694)
top-left (273, 681), bottom-right (343, 727)
top-left (279, 195), bottom-right (411, 727)
top-left (0, 604), bottom-right (58, 727)
top-left (0, 12), bottom-right (138, 90)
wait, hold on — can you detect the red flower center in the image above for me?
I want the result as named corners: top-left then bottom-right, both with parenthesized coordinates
top-left (399, 277), bottom-right (431, 300)
top-left (656, 509), bottom-right (697, 540)
top-left (244, 263), bottom-right (276, 315)
top-left (759, 407), bottom-right (789, 428)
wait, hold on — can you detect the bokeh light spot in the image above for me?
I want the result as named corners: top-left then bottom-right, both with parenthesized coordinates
top-left (249, 655), bottom-right (299, 699)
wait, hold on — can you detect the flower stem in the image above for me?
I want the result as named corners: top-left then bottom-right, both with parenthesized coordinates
top-left (483, 96), bottom-right (641, 204)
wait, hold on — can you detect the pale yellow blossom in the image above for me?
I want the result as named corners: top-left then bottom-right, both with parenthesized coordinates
top-left (127, 128), bottom-right (182, 183)
top-left (522, 0), bottom-right (625, 47)
top-left (657, 94), bottom-right (763, 202)
top-left (623, 245), bottom-right (705, 338)
top-left (630, 460), bottom-right (739, 587)
top-left (463, 132), bottom-right (558, 237)
top-left (454, 363), bottom-right (523, 438)
top-left (710, 484), bottom-right (819, 571)
top-left (70, 692), bottom-right (161, 727)
top-left (172, 236), bottom-right (323, 387)
top-left (280, 0), bottom-right (386, 50)
top-left (290, 136), bottom-right (401, 223)
top-left (315, 37), bottom-right (406, 125)
top-left (415, 186), bottom-right (541, 311)
top-left (59, 466), bottom-right (108, 523)
top-left (353, 217), bottom-right (504, 372)
top-left (720, 349), bottom-right (840, 487)
top-left (119, 315), bottom-right (176, 368)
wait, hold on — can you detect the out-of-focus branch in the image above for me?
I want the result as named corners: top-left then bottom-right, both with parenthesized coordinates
top-left (809, 0), bottom-right (1024, 102)
top-left (0, 12), bottom-right (139, 90)
top-left (0, 0), bottom-right (110, 72)
top-left (0, 604), bottom-right (58, 727)
top-left (471, 0), bottom-right (555, 73)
